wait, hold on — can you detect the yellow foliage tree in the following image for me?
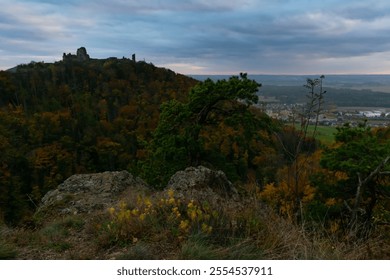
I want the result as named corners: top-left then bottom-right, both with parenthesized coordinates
top-left (260, 151), bottom-right (322, 220)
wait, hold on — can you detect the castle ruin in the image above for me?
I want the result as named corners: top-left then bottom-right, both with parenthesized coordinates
top-left (63, 47), bottom-right (90, 62)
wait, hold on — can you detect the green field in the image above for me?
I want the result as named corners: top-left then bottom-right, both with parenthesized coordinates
top-left (307, 125), bottom-right (337, 145)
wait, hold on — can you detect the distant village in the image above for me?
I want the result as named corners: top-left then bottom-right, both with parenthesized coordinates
top-left (258, 102), bottom-right (390, 127)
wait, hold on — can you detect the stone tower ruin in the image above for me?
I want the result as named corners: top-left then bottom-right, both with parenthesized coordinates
top-left (63, 47), bottom-right (90, 62)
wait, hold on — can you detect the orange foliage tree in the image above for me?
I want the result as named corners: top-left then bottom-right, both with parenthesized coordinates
top-left (261, 151), bottom-right (322, 220)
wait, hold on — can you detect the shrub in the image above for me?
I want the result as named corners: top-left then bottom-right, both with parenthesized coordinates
top-left (98, 189), bottom-right (216, 248)
top-left (0, 242), bottom-right (17, 259)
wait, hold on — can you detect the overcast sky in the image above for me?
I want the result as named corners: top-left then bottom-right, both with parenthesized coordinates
top-left (1, 0), bottom-right (390, 74)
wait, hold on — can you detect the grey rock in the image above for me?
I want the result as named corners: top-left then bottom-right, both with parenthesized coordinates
top-left (167, 166), bottom-right (237, 197)
top-left (36, 167), bottom-right (242, 220)
top-left (36, 171), bottom-right (149, 216)
top-left (165, 166), bottom-right (239, 208)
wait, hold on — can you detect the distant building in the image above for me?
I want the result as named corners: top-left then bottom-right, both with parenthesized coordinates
top-left (63, 47), bottom-right (90, 62)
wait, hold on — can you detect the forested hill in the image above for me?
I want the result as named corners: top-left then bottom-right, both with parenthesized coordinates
top-left (1, 58), bottom-right (197, 113)
top-left (0, 57), bottom-right (198, 223)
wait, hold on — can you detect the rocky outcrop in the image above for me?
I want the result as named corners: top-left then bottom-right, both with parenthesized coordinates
top-left (165, 166), bottom-right (239, 206)
top-left (36, 171), bottom-right (149, 216)
top-left (168, 166), bottom-right (236, 195)
top-left (36, 166), bottom-right (241, 219)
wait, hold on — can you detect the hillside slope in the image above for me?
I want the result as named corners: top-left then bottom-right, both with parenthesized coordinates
top-left (0, 54), bottom-right (198, 224)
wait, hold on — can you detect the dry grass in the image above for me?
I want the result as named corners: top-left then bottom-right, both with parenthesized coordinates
top-left (1, 188), bottom-right (388, 260)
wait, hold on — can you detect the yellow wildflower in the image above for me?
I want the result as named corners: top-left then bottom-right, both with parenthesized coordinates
top-left (167, 188), bottom-right (175, 198)
top-left (119, 201), bottom-right (127, 210)
top-left (172, 207), bottom-right (181, 218)
top-left (108, 207), bottom-right (115, 215)
top-left (189, 209), bottom-right (197, 221)
top-left (179, 220), bottom-right (190, 232)
top-left (144, 197), bottom-right (152, 208)
top-left (201, 223), bottom-right (212, 234)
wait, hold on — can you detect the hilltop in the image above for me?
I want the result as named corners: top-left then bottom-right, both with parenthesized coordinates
top-left (0, 48), bottom-right (198, 224)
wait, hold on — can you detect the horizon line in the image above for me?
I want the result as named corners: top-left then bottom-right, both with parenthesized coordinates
top-left (2, 61), bottom-right (390, 76)
top-left (188, 73), bottom-right (390, 76)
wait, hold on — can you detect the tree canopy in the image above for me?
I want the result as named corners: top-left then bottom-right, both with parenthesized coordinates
top-left (0, 59), bottom-right (197, 224)
top-left (320, 123), bottom-right (390, 235)
top-left (141, 73), bottom-right (278, 187)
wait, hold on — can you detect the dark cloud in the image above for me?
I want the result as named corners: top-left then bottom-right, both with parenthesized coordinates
top-left (1, 0), bottom-right (390, 74)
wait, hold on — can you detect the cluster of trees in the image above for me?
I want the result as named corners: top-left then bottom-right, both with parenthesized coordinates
top-left (0, 58), bottom-right (197, 224)
top-left (260, 78), bottom-right (390, 237)
top-left (141, 73), bottom-right (280, 187)
top-left (0, 60), bottom-right (389, 239)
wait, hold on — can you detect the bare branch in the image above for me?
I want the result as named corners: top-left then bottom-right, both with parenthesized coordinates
top-left (360, 155), bottom-right (390, 187)
top-left (344, 200), bottom-right (352, 212)
top-left (350, 155), bottom-right (390, 235)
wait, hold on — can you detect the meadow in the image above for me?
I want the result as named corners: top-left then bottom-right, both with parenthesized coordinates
top-left (307, 125), bottom-right (338, 145)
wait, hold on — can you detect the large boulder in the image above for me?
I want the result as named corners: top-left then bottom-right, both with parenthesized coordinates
top-left (165, 166), bottom-right (239, 206)
top-left (36, 171), bottom-right (149, 216)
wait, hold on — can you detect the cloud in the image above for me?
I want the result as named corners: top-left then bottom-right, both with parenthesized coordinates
top-left (1, 0), bottom-right (390, 74)
top-left (86, 0), bottom-right (253, 14)
top-left (0, 0), bottom-right (98, 66)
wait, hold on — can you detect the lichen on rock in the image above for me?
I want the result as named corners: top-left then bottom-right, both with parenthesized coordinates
top-left (164, 166), bottom-right (240, 211)
top-left (36, 171), bottom-right (149, 217)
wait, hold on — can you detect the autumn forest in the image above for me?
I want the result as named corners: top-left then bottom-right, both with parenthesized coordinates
top-left (0, 56), bottom-right (389, 259)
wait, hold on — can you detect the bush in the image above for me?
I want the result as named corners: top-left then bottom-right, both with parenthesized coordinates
top-left (97, 189), bottom-right (216, 248)
top-left (0, 242), bottom-right (17, 260)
